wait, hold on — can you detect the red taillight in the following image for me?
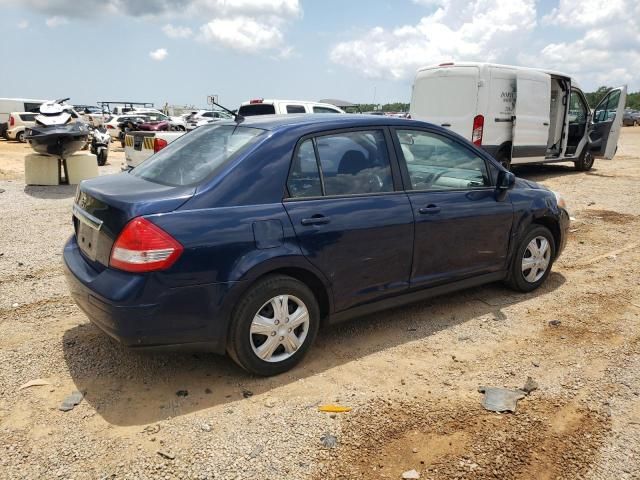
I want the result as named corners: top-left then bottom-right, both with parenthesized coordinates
top-left (472, 115), bottom-right (484, 146)
top-left (249, 98), bottom-right (264, 104)
top-left (153, 137), bottom-right (168, 153)
top-left (9, 115), bottom-right (15, 127)
top-left (110, 217), bottom-right (183, 273)
top-left (106, 124), bottom-right (115, 129)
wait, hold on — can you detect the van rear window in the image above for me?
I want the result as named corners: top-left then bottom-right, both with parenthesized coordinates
top-left (238, 104), bottom-right (276, 116)
top-left (131, 125), bottom-right (264, 187)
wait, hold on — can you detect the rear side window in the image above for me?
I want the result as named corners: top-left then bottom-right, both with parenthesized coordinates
top-left (395, 129), bottom-right (489, 190)
top-left (313, 107), bottom-right (340, 114)
top-left (286, 105), bottom-right (306, 114)
top-left (238, 104), bottom-right (276, 116)
top-left (23, 102), bottom-right (42, 112)
top-left (287, 130), bottom-right (393, 197)
top-left (19, 113), bottom-right (37, 121)
top-left (131, 125), bottom-right (264, 186)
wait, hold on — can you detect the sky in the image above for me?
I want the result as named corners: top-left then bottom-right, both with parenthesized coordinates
top-left (0, 0), bottom-right (638, 110)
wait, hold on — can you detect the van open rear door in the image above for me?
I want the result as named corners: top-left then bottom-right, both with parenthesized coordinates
top-left (512, 71), bottom-right (551, 164)
top-left (589, 85), bottom-right (627, 159)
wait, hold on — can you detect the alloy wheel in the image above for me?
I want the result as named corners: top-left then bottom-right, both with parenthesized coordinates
top-left (521, 236), bottom-right (551, 283)
top-left (249, 295), bottom-right (310, 363)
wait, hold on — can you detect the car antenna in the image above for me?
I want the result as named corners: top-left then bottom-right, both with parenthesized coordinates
top-left (212, 101), bottom-right (244, 123)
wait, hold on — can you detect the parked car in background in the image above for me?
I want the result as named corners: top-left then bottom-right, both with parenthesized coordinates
top-left (623, 110), bottom-right (639, 126)
top-left (104, 114), bottom-right (150, 140)
top-left (6, 112), bottom-right (38, 142)
top-left (65, 115), bottom-right (569, 376)
top-left (0, 97), bottom-right (47, 138)
top-left (410, 62), bottom-right (626, 171)
top-left (237, 99), bottom-right (345, 116)
top-left (185, 109), bottom-right (233, 130)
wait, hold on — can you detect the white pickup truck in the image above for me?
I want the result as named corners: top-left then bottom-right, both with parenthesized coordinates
top-left (123, 130), bottom-right (186, 170)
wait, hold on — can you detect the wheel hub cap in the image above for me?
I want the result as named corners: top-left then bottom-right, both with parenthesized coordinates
top-left (522, 236), bottom-right (551, 283)
top-left (250, 294), bottom-right (310, 363)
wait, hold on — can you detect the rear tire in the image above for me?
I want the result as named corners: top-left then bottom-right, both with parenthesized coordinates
top-left (574, 148), bottom-right (594, 171)
top-left (16, 131), bottom-right (25, 143)
top-left (507, 225), bottom-right (556, 293)
top-left (227, 275), bottom-right (320, 376)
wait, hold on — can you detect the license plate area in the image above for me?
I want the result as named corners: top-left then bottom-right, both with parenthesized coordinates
top-left (134, 136), bottom-right (143, 151)
top-left (73, 205), bottom-right (103, 262)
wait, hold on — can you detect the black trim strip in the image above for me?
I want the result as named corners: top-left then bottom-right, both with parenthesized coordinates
top-left (512, 145), bottom-right (547, 157)
top-left (494, 117), bottom-right (513, 123)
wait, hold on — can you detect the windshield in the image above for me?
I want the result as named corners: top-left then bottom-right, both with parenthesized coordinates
top-left (131, 124), bottom-right (265, 186)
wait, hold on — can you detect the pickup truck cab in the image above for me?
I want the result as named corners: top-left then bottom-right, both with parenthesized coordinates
top-left (238, 99), bottom-right (345, 116)
top-left (410, 62), bottom-right (627, 171)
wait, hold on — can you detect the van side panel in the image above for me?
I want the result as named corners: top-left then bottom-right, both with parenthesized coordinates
top-left (410, 66), bottom-right (479, 139)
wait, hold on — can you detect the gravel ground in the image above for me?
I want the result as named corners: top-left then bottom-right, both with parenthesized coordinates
top-left (1, 130), bottom-right (639, 479)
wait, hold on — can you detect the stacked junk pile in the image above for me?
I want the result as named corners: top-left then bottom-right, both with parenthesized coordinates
top-left (24, 98), bottom-right (107, 185)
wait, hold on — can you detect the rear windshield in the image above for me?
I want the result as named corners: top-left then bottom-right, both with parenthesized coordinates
top-left (130, 124), bottom-right (265, 187)
top-left (238, 104), bottom-right (276, 116)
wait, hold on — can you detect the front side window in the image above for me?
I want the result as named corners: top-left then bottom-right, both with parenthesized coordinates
top-left (131, 125), bottom-right (265, 186)
top-left (287, 130), bottom-right (393, 198)
top-left (286, 105), bottom-right (306, 114)
top-left (395, 130), bottom-right (489, 190)
top-left (568, 90), bottom-right (587, 124)
top-left (593, 89), bottom-right (621, 123)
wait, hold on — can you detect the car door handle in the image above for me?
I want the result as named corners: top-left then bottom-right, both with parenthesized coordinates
top-left (418, 205), bottom-right (441, 214)
top-left (543, 122), bottom-right (549, 126)
top-left (440, 123), bottom-right (451, 127)
top-left (301, 215), bottom-right (330, 226)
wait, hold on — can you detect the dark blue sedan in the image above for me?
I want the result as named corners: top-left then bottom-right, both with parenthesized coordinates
top-left (64, 115), bottom-right (569, 375)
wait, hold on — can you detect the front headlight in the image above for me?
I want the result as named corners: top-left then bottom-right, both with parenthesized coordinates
top-left (551, 190), bottom-right (568, 210)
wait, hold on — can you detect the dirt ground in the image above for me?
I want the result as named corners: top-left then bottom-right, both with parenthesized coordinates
top-left (0, 130), bottom-right (639, 479)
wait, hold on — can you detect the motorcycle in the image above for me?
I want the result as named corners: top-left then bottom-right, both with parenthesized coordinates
top-left (89, 126), bottom-right (111, 166)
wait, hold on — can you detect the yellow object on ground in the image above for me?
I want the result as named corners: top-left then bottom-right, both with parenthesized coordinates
top-left (318, 405), bottom-right (352, 413)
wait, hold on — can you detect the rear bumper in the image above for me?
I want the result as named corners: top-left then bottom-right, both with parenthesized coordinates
top-left (6, 127), bottom-right (23, 139)
top-left (63, 236), bottom-right (230, 352)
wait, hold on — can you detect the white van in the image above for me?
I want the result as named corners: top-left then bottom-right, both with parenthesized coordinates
top-left (0, 97), bottom-right (47, 138)
top-left (238, 99), bottom-right (345, 116)
top-left (410, 62), bottom-right (627, 171)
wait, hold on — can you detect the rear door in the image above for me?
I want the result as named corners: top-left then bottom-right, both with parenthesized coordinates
top-left (512, 71), bottom-right (551, 163)
top-left (410, 66), bottom-right (479, 139)
top-left (589, 85), bottom-right (627, 159)
top-left (284, 129), bottom-right (414, 312)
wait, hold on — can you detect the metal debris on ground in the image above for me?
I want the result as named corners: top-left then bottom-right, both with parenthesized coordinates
top-left (320, 433), bottom-right (338, 448)
top-left (156, 450), bottom-right (175, 460)
top-left (242, 389), bottom-right (253, 398)
top-left (18, 379), bottom-right (51, 390)
top-left (548, 320), bottom-right (562, 326)
top-left (176, 390), bottom-right (188, 397)
top-left (59, 391), bottom-right (83, 412)
top-left (478, 386), bottom-right (526, 413)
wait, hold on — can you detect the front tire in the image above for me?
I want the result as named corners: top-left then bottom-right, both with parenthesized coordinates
top-left (227, 275), bottom-right (320, 376)
top-left (97, 149), bottom-right (108, 166)
top-left (574, 148), bottom-right (594, 171)
top-left (507, 225), bottom-right (555, 293)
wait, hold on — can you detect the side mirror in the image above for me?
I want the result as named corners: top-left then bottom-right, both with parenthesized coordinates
top-left (497, 170), bottom-right (516, 191)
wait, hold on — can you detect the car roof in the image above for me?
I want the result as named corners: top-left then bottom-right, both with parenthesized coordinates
top-left (209, 114), bottom-right (433, 132)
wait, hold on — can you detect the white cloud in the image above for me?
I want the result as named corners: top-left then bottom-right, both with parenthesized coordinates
top-left (525, 0), bottom-right (640, 88)
top-left (330, 0), bottom-right (537, 80)
top-left (45, 16), bottom-right (68, 28)
top-left (200, 16), bottom-right (284, 52)
top-left (17, 20), bottom-right (29, 29)
top-left (162, 24), bottom-right (193, 39)
top-left (149, 48), bottom-right (168, 61)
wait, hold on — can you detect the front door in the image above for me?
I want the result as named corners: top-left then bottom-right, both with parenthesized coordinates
top-left (284, 130), bottom-right (414, 312)
top-left (512, 71), bottom-right (551, 164)
top-left (589, 85), bottom-right (627, 159)
top-left (392, 128), bottom-right (513, 287)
